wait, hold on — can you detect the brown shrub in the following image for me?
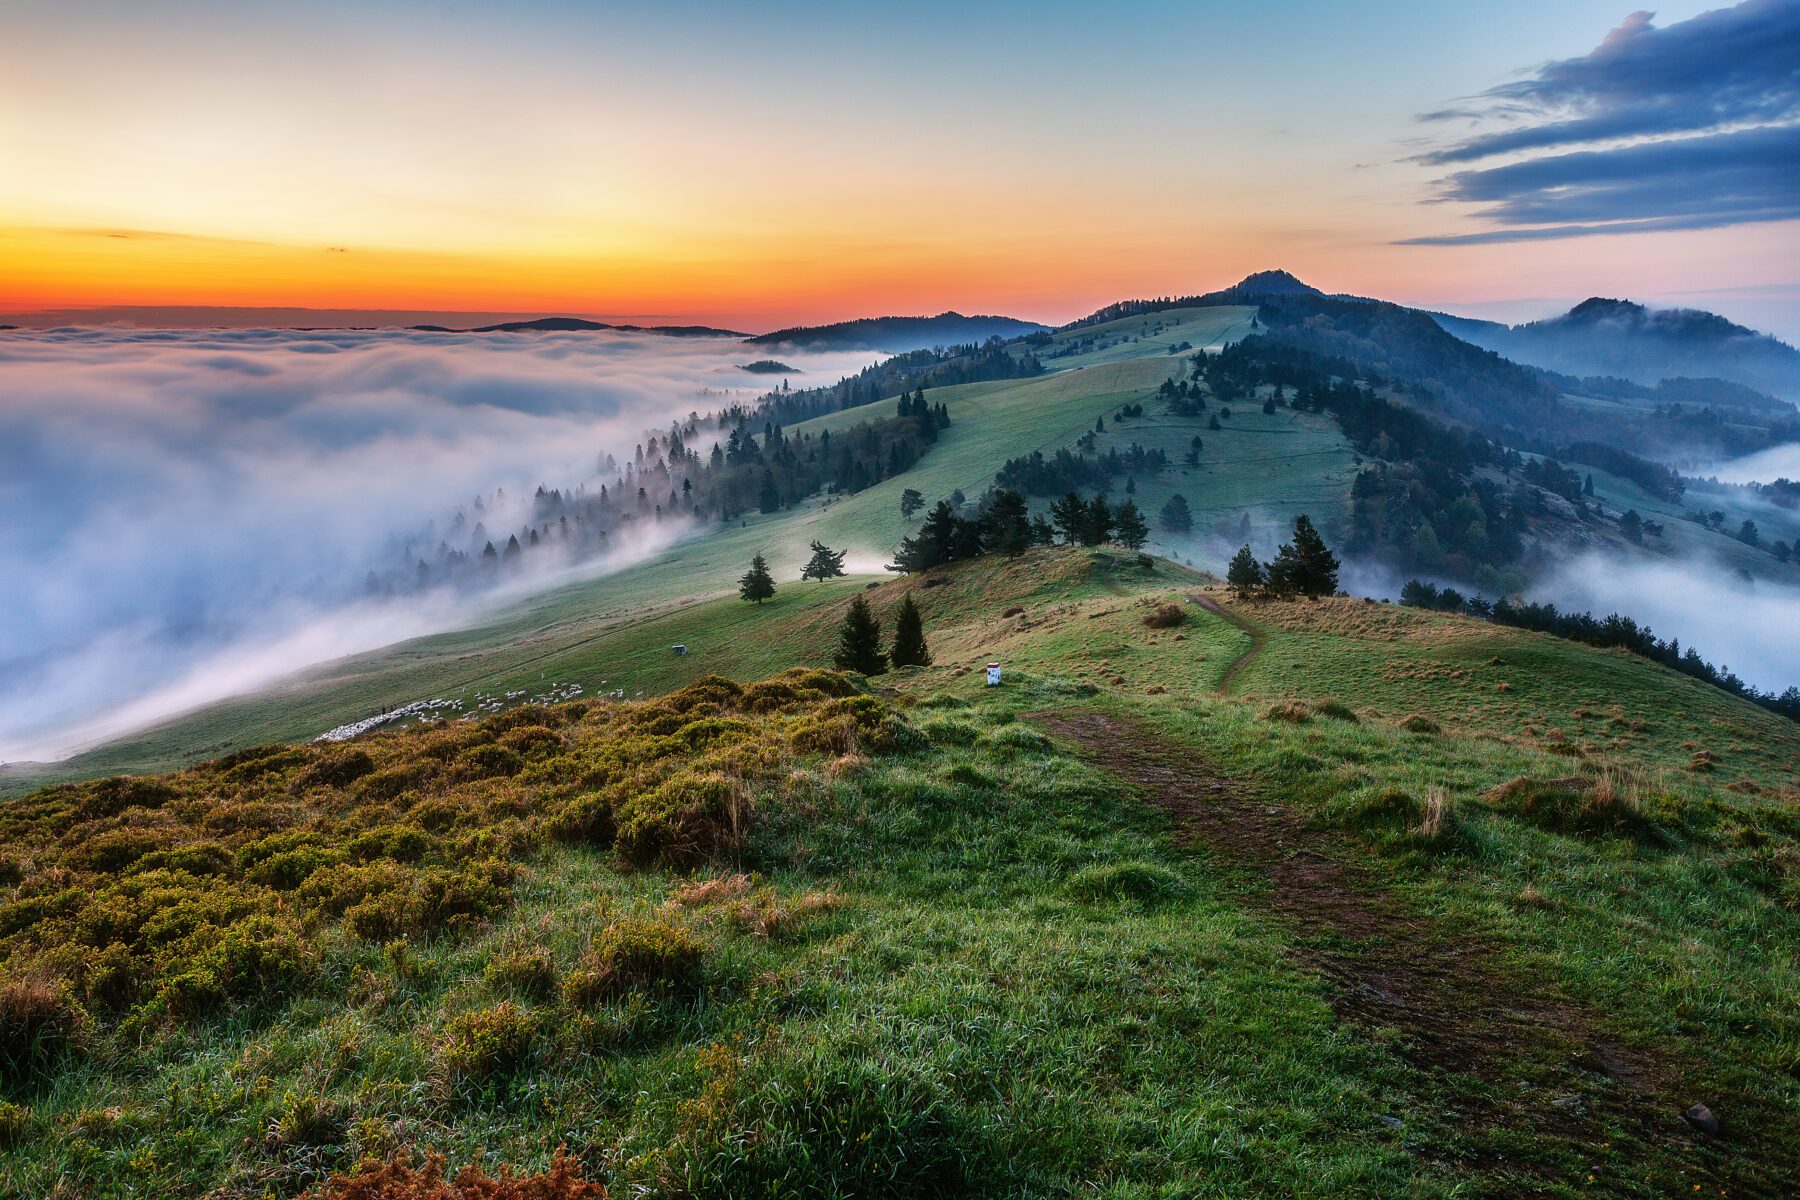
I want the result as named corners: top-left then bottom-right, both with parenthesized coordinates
top-left (304, 1147), bottom-right (602, 1199)
top-left (1142, 602), bottom-right (1186, 629)
top-left (1263, 701), bottom-right (1311, 724)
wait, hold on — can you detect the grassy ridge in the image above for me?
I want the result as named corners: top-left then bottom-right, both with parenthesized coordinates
top-left (5, 551), bottom-right (1798, 1196)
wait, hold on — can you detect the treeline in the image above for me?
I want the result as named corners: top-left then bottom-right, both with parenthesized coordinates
top-left (366, 390), bottom-right (956, 596)
top-left (741, 338), bottom-right (1040, 428)
top-left (1400, 581), bottom-right (1800, 723)
top-left (995, 443), bottom-right (1169, 495)
top-left (887, 489), bottom-right (1150, 573)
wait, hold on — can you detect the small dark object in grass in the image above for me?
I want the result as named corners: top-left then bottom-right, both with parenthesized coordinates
top-left (1683, 1102), bottom-right (1720, 1135)
top-left (1003, 605), bottom-right (1024, 617)
top-left (924, 577), bottom-right (950, 588)
top-left (865, 581), bottom-right (880, 590)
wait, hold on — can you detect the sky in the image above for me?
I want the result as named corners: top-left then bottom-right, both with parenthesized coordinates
top-left (3, 0), bottom-right (1797, 336)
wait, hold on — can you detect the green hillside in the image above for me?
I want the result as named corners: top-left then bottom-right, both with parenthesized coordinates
top-left (7, 308), bottom-right (1297, 788)
top-left (5, 548), bottom-right (1798, 1198)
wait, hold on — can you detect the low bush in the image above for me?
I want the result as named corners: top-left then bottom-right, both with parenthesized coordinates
top-left (1143, 602), bottom-right (1186, 628)
top-left (436, 1002), bottom-right (535, 1082)
top-left (303, 1148), bottom-right (602, 1199)
top-left (562, 917), bottom-right (705, 1005)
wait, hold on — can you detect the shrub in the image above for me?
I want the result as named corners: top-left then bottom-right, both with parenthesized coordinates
top-left (1339, 788), bottom-right (1419, 829)
top-left (0, 977), bottom-right (88, 1084)
top-left (347, 825), bottom-right (432, 864)
top-left (456, 743), bottom-right (525, 781)
top-left (1397, 714), bottom-right (1440, 734)
top-left (294, 749), bottom-right (375, 791)
top-left (436, 1002), bottom-right (535, 1081)
top-left (562, 917), bottom-right (704, 1005)
top-left (1067, 861), bottom-right (1189, 905)
top-left (303, 1148), bottom-right (602, 1199)
top-left (1142, 602), bottom-right (1186, 628)
top-left (918, 718), bottom-right (980, 747)
top-left (483, 947), bottom-right (557, 999)
top-left (614, 773), bottom-right (747, 867)
top-left (1264, 701), bottom-right (1311, 724)
top-left (0, 1100), bottom-right (28, 1147)
top-left (274, 1090), bottom-right (348, 1149)
top-left (1312, 699), bottom-right (1359, 723)
top-left (978, 726), bottom-right (1054, 757)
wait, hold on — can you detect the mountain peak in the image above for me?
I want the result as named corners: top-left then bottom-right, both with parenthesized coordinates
top-left (1230, 269), bottom-right (1322, 296)
top-left (1565, 297), bottom-right (1647, 322)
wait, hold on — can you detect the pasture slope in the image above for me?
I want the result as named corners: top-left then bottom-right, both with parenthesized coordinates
top-left (4, 546), bottom-right (1799, 1199)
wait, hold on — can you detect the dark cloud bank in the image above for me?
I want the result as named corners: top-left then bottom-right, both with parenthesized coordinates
top-left (1407, 0), bottom-right (1800, 243)
top-left (0, 328), bottom-right (875, 761)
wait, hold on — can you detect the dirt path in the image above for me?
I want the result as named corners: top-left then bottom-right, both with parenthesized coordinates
top-left (1031, 708), bottom-right (1784, 1196)
top-left (1191, 593), bottom-right (1262, 693)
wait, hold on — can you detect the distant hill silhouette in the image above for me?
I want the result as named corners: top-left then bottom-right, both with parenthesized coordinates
top-left (739, 359), bottom-right (798, 374)
top-left (414, 316), bottom-right (748, 337)
top-left (746, 312), bottom-right (1049, 353)
top-left (1431, 299), bottom-right (1800, 397)
top-left (1064, 269), bottom-right (1326, 329)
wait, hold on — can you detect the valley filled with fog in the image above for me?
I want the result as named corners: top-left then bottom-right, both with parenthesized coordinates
top-left (0, 327), bottom-right (878, 761)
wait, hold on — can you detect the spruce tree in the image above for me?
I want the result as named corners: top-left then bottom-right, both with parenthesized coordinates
top-left (738, 553), bottom-right (776, 604)
top-left (1158, 493), bottom-right (1193, 534)
top-left (832, 596), bottom-right (887, 675)
top-left (802, 540), bottom-right (847, 582)
top-left (1227, 544), bottom-right (1265, 598)
top-left (889, 594), bottom-right (931, 667)
top-left (1113, 500), bottom-right (1149, 550)
top-left (1083, 496), bottom-right (1113, 546)
top-left (982, 489), bottom-right (1032, 557)
top-left (758, 470), bottom-right (780, 514)
top-left (1050, 492), bottom-right (1086, 545)
top-left (1265, 515), bottom-right (1339, 597)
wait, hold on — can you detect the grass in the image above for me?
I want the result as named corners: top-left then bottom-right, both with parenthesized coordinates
top-left (6, 550), bottom-right (1799, 1196)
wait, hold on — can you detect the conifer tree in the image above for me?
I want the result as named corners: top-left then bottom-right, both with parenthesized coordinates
top-left (1265, 514), bottom-right (1339, 597)
top-left (1227, 544), bottom-right (1265, 598)
top-left (802, 540), bottom-right (847, 582)
top-left (832, 596), bottom-right (887, 675)
top-left (982, 489), bottom-right (1033, 556)
top-left (738, 553), bottom-right (776, 604)
top-left (1113, 500), bottom-right (1149, 550)
top-left (1158, 493), bottom-right (1193, 534)
top-left (889, 594), bottom-right (931, 667)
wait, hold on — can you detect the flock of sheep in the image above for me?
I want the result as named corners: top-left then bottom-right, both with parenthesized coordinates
top-left (314, 679), bottom-right (593, 742)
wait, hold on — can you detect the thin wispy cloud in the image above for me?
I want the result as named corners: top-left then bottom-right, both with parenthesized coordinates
top-left (1405, 0), bottom-right (1800, 245)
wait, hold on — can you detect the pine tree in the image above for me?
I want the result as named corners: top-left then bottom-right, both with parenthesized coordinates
top-left (981, 488), bottom-right (1033, 557)
top-left (758, 469), bottom-right (780, 514)
top-left (1265, 515), bottom-right (1339, 597)
top-left (889, 594), bottom-right (931, 667)
top-left (1158, 493), bottom-right (1193, 534)
top-left (832, 596), bottom-right (887, 675)
top-left (1050, 492), bottom-right (1086, 545)
top-left (1083, 495), bottom-right (1113, 546)
top-left (738, 553), bottom-right (776, 604)
top-left (1227, 544), bottom-right (1265, 598)
top-left (900, 488), bottom-right (925, 519)
top-left (1113, 500), bottom-right (1149, 550)
top-left (802, 540), bottom-right (847, 582)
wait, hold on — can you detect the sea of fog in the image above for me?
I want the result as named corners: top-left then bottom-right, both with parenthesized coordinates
top-left (0, 327), bottom-right (880, 762)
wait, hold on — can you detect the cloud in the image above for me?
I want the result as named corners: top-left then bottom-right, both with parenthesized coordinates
top-left (0, 327), bottom-right (880, 761)
top-left (1534, 552), bottom-right (1800, 694)
top-left (1407, 1), bottom-right (1800, 243)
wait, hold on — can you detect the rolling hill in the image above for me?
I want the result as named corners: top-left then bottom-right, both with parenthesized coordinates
top-left (7, 271), bottom-right (1800, 1195)
top-left (1434, 299), bottom-right (1800, 399)
top-left (746, 311), bottom-right (1050, 353)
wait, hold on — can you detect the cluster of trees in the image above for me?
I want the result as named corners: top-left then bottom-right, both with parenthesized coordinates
top-left (745, 338), bottom-right (1040, 428)
top-left (885, 488), bottom-right (1153, 574)
top-left (1399, 581), bottom-right (1800, 723)
top-left (995, 443), bottom-right (1168, 496)
top-left (367, 394), bottom-right (958, 596)
top-left (1225, 515), bottom-right (1340, 599)
top-left (832, 594), bottom-right (931, 675)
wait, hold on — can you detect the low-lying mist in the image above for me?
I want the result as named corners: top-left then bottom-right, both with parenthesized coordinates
top-left (0, 327), bottom-right (877, 761)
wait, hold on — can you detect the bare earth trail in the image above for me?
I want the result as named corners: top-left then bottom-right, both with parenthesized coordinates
top-left (1030, 708), bottom-right (1787, 1197)
top-left (1191, 592), bottom-right (1262, 693)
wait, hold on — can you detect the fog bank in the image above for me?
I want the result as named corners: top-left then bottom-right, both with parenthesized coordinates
top-left (0, 327), bottom-right (876, 761)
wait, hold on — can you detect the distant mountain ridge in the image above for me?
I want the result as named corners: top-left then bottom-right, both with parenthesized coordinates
top-left (413, 316), bottom-right (749, 337)
top-left (1064, 269), bottom-right (1333, 329)
top-left (1430, 299), bottom-right (1800, 397)
top-left (746, 311), bottom-right (1049, 354)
